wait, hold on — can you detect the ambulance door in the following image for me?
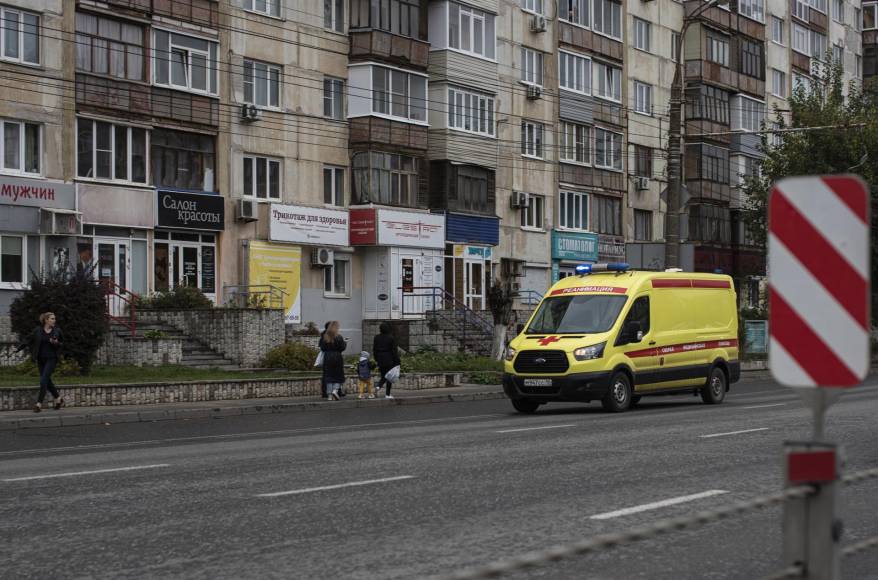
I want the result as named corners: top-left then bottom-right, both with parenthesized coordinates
top-left (616, 295), bottom-right (660, 392)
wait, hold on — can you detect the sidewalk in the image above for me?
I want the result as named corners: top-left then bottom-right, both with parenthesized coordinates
top-left (0, 384), bottom-right (508, 431)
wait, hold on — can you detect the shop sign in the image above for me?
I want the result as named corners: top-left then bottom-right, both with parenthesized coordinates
top-left (350, 208), bottom-right (445, 249)
top-left (454, 245), bottom-right (493, 260)
top-left (349, 208), bottom-right (377, 245)
top-left (0, 175), bottom-right (75, 210)
top-left (269, 203), bottom-right (348, 246)
top-left (156, 190), bottom-right (225, 231)
top-left (552, 230), bottom-right (598, 262)
top-left (248, 241), bottom-right (302, 324)
top-left (597, 235), bottom-right (626, 261)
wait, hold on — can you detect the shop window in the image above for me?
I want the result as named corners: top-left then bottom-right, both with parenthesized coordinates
top-left (594, 61), bottom-right (621, 102)
top-left (559, 121), bottom-right (590, 165)
top-left (520, 47), bottom-right (544, 86)
top-left (243, 155), bottom-right (281, 200)
top-left (244, 0), bottom-right (281, 17)
top-left (75, 12), bottom-right (144, 81)
top-left (592, 0), bottom-right (621, 39)
top-left (324, 255), bottom-right (350, 297)
top-left (520, 195), bottom-right (544, 229)
top-left (1, 119), bottom-right (40, 175)
top-left (324, 77), bottom-right (345, 119)
top-left (153, 29), bottom-right (218, 96)
top-left (324, 165), bottom-right (345, 206)
top-left (558, 190), bottom-right (589, 231)
top-left (243, 59), bottom-right (281, 108)
top-left (0, 235), bottom-right (24, 285)
top-left (350, 0), bottom-right (421, 39)
top-left (0, 6), bottom-right (39, 65)
top-left (560, 0), bottom-right (589, 27)
top-left (151, 129), bottom-right (215, 191)
top-left (559, 50), bottom-right (591, 94)
top-left (634, 209), bottom-right (652, 241)
top-left (595, 128), bottom-right (622, 171)
top-left (448, 3), bottom-right (496, 60)
top-left (77, 119), bottom-right (147, 183)
top-left (324, 0), bottom-right (344, 32)
top-left (520, 120), bottom-right (544, 158)
top-left (593, 195), bottom-right (621, 235)
top-left (352, 151), bottom-right (420, 207)
top-left (447, 87), bottom-right (495, 136)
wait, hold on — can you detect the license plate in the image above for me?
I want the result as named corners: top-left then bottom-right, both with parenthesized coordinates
top-left (523, 378), bottom-right (553, 387)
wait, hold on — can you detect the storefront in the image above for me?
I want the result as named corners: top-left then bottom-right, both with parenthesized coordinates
top-left (154, 190), bottom-right (224, 301)
top-left (443, 212), bottom-right (499, 311)
top-left (551, 230), bottom-right (599, 283)
top-left (351, 207), bottom-right (445, 319)
top-left (598, 234), bottom-right (626, 263)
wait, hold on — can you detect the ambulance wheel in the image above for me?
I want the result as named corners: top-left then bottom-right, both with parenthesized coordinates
top-left (602, 372), bottom-right (632, 413)
top-left (511, 399), bottom-right (540, 414)
top-left (701, 367), bottom-right (727, 405)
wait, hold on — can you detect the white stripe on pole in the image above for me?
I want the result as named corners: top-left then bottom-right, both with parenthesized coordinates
top-left (769, 337), bottom-right (817, 388)
top-left (769, 234), bottom-right (870, 378)
top-left (775, 177), bottom-right (870, 278)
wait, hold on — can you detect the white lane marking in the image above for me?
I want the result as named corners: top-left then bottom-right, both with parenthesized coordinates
top-left (257, 475), bottom-right (415, 498)
top-left (700, 428), bottom-right (769, 439)
top-left (740, 403), bottom-right (787, 410)
top-left (590, 490), bottom-right (729, 520)
top-left (2, 463), bottom-right (171, 482)
top-left (496, 424), bottom-right (576, 434)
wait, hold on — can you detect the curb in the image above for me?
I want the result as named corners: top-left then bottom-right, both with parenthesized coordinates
top-left (0, 390), bottom-right (509, 431)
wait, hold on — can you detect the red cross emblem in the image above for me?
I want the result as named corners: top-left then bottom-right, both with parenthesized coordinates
top-left (538, 336), bottom-right (561, 346)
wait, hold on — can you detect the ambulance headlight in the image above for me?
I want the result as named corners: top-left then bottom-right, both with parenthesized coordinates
top-left (574, 342), bottom-right (606, 361)
top-left (505, 347), bottom-right (517, 361)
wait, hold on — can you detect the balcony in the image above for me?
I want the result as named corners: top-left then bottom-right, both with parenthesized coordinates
top-left (558, 22), bottom-right (623, 62)
top-left (102, 0), bottom-right (219, 28)
top-left (350, 117), bottom-right (428, 151)
top-left (559, 165), bottom-right (625, 193)
top-left (350, 30), bottom-right (430, 70)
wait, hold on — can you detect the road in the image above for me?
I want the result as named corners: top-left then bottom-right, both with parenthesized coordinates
top-left (1, 377), bottom-right (877, 580)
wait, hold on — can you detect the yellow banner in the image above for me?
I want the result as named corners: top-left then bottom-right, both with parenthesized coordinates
top-left (248, 241), bottom-right (301, 323)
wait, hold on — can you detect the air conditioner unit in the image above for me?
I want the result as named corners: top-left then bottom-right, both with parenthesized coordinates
top-left (511, 191), bottom-right (529, 209)
top-left (240, 104), bottom-right (261, 122)
top-left (237, 199), bottom-right (257, 222)
top-left (509, 281), bottom-right (522, 292)
top-left (311, 247), bottom-right (334, 267)
top-left (530, 15), bottom-right (548, 32)
top-left (526, 84), bottom-right (542, 100)
top-left (634, 177), bottom-right (650, 191)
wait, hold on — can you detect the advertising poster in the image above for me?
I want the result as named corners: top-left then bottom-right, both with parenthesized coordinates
top-left (270, 204), bottom-right (349, 246)
top-left (248, 241), bottom-right (302, 324)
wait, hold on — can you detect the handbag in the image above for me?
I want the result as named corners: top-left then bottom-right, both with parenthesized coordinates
top-left (314, 350), bottom-right (324, 367)
top-left (385, 365), bottom-right (401, 384)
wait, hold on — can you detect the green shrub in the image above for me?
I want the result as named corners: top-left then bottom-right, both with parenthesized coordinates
top-left (289, 322), bottom-right (320, 336)
top-left (262, 342), bottom-right (319, 371)
top-left (401, 352), bottom-right (503, 373)
top-left (134, 286), bottom-right (213, 310)
top-left (143, 329), bottom-right (168, 340)
top-left (13, 357), bottom-right (81, 377)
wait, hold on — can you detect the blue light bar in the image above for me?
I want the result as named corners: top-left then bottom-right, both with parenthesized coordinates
top-left (575, 264), bottom-right (592, 275)
top-left (607, 262), bottom-right (630, 272)
top-left (577, 263), bottom-right (629, 276)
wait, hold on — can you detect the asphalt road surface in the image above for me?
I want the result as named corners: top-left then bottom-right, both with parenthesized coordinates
top-left (1, 377), bottom-right (877, 580)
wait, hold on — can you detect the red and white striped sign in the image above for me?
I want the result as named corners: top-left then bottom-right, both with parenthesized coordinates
top-left (768, 175), bottom-right (871, 388)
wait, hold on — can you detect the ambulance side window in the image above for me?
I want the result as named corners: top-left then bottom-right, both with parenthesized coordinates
top-left (624, 296), bottom-right (650, 336)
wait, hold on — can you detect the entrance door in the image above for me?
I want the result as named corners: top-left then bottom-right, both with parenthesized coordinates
top-left (170, 244), bottom-right (200, 289)
top-left (466, 261), bottom-right (484, 310)
top-left (95, 239), bottom-right (131, 316)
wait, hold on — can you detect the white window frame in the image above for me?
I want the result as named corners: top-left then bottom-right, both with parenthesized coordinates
top-left (324, 165), bottom-right (345, 206)
top-left (733, 95), bottom-right (765, 132)
top-left (559, 121), bottom-right (590, 165)
top-left (671, 32), bottom-right (680, 62)
top-left (594, 127), bottom-right (622, 171)
top-left (521, 120), bottom-right (544, 159)
top-left (633, 17), bottom-right (651, 52)
top-left (793, 71), bottom-right (812, 92)
top-left (152, 29), bottom-right (218, 96)
top-left (243, 59), bottom-right (281, 109)
top-left (706, 31), bottom-right (729, 66)
top-left (832, 0), bottom-right (844, 23)
top-left (832, 43), bottom-right (843, 64)
top-left (771, 68), bottom-right (787, 98)
top-left (447, 86), bottom-right (495, 137)
top-left (633, 81), bottom-right (652, 115)
top-left (560, 0), bottom-right (589, 27)
top-left (558, 50), bottom-right (591, 95)
top-left (522, 0), bottom-right (544, 16)
top-left (324, 76), bottom-right (345, 120)
top-left (770, 16), bottom-right (784, 45)
top-left (0, 6), bottom-right (39, 65)
top-left (0, 234), bottom-right (26, 288)
top-left (810, 0), bottom-right (827, 15)
top-left (793, 0), bottom-right (808, 20)
top-left (244, 0), bottom-right (281, 18)
top-left (0, 119), bottom-right (41, 176)
top-left (592, 0), bottom-right (622, 40)
top-left (792, 23), bottom-right (809, 55)
top-left (76, 118), bottom-right (149, 184)
top-left (739, 0), bottom-right (765, 22)
top-left (558, 190), bottom-right (590, 231)
top-left (366, 64), bottom-right (429, 124)
top-left (242, 154), bottom-right (282, 201)
top-left (324, 254), bottom-right (351, 298)
top-left (593, 61), bottom-right (621, 103)
top-left (449, 3), bottom-right (496, 60)
top-left (520, 47), bottom-right (544, 86)
top-left (325, 0), bottom-right (344, 32)
top-left (520, 194), bottom-right (545, 230)
top-left (810, 29), bottom-right (827, 59)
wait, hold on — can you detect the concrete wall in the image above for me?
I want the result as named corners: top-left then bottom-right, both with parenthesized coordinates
top-left (95, 334), bottom-right (183, 367)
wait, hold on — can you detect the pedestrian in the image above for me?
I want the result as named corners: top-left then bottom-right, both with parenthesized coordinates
top-left (18, 312), bottom-right (65, 413)
top-left (320, 320), bottom-right (346, 401)
top-left (373, 322), bottom-right (401, 399)
top-left (357, 351), bottom-right (377, 399)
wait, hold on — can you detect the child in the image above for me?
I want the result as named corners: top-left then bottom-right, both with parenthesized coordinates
top-left (357, 351), bottom-right (377, 399)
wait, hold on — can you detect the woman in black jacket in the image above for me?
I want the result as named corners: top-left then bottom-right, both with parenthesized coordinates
top-left (20, 312), bottom-right (65, 412)
top-left (373, 322), bottom-right (401, 399)
top-left (320, 321), bottom-right (347, 400)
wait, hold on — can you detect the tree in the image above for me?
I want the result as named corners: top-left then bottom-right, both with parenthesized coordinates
top-left (741, 61), bottom-right (878, 325)
top-left (487, 280), bottom-right (515, 361)
top-left (10, 264), bottom-right (109, 374)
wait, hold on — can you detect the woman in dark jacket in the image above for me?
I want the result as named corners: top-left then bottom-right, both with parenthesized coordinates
top-left (373, 322), bottom-right (401, 399)
top-left (320, 321), bottom-right (347, 400)
top-left (20, 312), bottom-right (65, 412)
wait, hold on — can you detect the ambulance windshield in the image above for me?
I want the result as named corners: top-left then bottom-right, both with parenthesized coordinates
top-left (526, 294), bottom-right (627, 335)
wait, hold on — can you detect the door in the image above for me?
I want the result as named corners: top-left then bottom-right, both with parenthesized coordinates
top-left (95, 238), bottom-right (131, 316)
top-left (466, 261), bottom-right (484, 310)
top-left (616, 295), bottom-right (662, 392)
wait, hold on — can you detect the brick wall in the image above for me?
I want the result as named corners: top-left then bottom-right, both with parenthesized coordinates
top-left (96, 334), bottom-right (183, 367)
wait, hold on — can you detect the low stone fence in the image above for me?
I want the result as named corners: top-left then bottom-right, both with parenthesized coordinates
top-left (0, 372), bottom-right (465, 411)
top-left (95, 334), bottom-right (183, 367)
top-left (0, 342), bottom-right (27, 367)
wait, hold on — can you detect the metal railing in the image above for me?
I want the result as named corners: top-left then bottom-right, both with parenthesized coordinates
top-left (223, 284), bottom-right (287, 309)
top-left (102, 280), bottom-right (139, 335)
top-left (400, 287), bottom-right (493, 332)
top-left (513, 289), bottom-right (543, 307)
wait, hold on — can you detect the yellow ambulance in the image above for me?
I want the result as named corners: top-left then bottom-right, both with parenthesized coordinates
top-left (503, 264), bottom-right (740, 413)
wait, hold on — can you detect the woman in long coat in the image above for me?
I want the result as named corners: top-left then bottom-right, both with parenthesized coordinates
top-left (320, 321), bottom-right (346, 400)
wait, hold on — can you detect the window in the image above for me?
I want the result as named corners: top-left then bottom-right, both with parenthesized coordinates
top-left (0, 235), bottom-right (24, 285)
top-left (325, 0), bottom-right (344, 32)
top-left (324, 166), bottom-right (345, 206)
top-left (832, 0), bottom-right (844, 22)
top-left (520, 195), bottom-right (544, 229)
top-left (623, 296), bottom-right (650, 334)
top-left (521, 47), bottom-right (544, 86)
top-left (324, 255), bottom-right (350, 296)
top-left (594, 61), bottom-right (621, 102)
top-left (634, 81), bottom-right (652, 115)
top-left (351, 151), bottom-right (419, 207)
top-left (593, 195), bottom-right (621, 235)
top-left (792, 23), bottom-right (809, 54)
top-left (706, 30), bottom-right (729, 66)
top-left (634, 210), bottom-right (652, 241)
top-left (243, 60), bottom-right (280, 108)
top-left (558, 190), bottom-right (589, 230)
top-left (810, 0), bottom-right (827, 14)
top-left (739, 38), bottom-right (765, 79)
top-left (151, 129), bottom-right (215, 191)
top-left (691, 143), bottom-right (730, 183)
top-left (793, 71), bottom-right (812, 92)
top-left (243, 155), bottom-right (281, 200)
top-left (77, 119), bottom-right (147, 183)
top-left (768, 122), bottom-right (783, 147)
top-left (856, 7), bottom-right (863, 30)
top-left (523, 0), bottom-right (544, 15)
top-left (633, 17), bottom-right (651, 51)
top-left (595, 128), bottom-right (622, 170)
top-left (793, 0), bottom-right (808, 19)
top-left (739, 0), bottom-right (765, 22)
top-left (521, 120), bottom-right (544, 158)
top-left (671, 32), bottom-right (680, 62)
top-left (771, 68), bottom-right (787, 97)
top-left (448, 87), bottom-right (495, 136)
top-left (593, 0), bottom-right (622, 39)
top-left (832, 43), bottom-right (843, 64)
top-left (153, 30), bottom-right (218, 95)
top-left (369, 65), bottom-right (427, 123)
top-left (448, 3), bottom-right (496, 59)
top-left (244, 0), bottom-right (281, 17)
top-left (0, 6), bottom-right (39, 65)
top-left (634, 145), bottom-right (652, 177)
top-left (560, 121), bottom-right (590, 164)
top-left (770, 16), bottom-right (784, 44)
top-left (0, 119), bottom-right (40, 175)
top-left (559, 51), bottom-right (591, 94)
top-left (454, 165), bottom-right (491, 213)
top-left (810, 30), bottom-right (827, 59)
top-left (560, 0), bottom-right (589, 26)
top-left (75, 13), bottom-right (143, 80)
top-left (686, 85), bottom-right (730, 124)
top-left (324, 77), bottom-right (345, 119)
top-left (350, 0), bottom-right (421, 38)
top-left (689, 204), bottom-right (730, 243)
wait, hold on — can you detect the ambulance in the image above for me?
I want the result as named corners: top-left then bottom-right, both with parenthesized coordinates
top-left (503, 264), bottom-right (740, 413)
